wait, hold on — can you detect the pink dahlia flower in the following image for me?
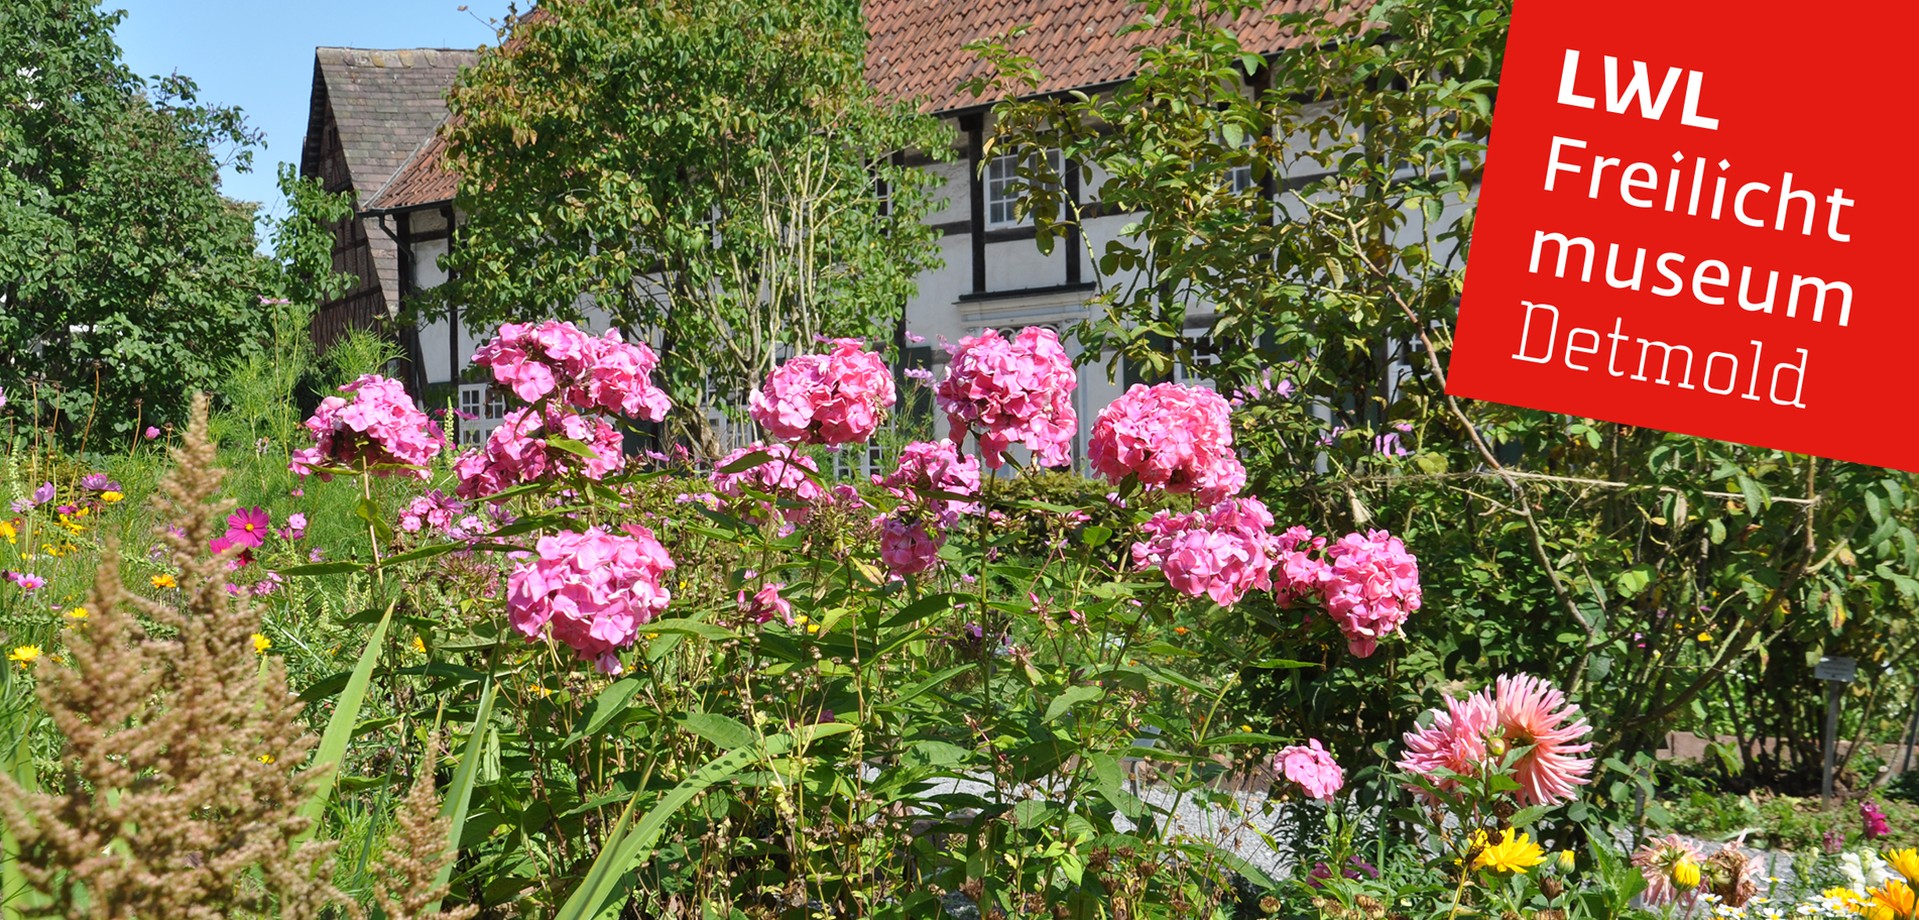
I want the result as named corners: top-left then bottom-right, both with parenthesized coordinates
top-left (750, 338), bottom-right (896, 445)
top-left (1089, 382), bottom-right (1247, 503)
top-left (1273, 739), bottom-right (1344, 802)
top-left (506, 525), bottom-right (674, 674)
top-left (875, 440), bottom-right (981, 523)
top-left (710, 443), bottom-right (826, 524)
top-left (878, 515), bottom-right (943, 576)
top-left (935, 326), bottom-right (1077, 469)
top-left (290, 375), bottom-right (444, 480)
top-left (1321, 530), bottom-right (1421, 657)
top-left (453, 406), bottom-right (626, 500)
top-left (1398, 674), bottom-right (1593, 807)
top-left (1131, 497), bottom-right (1278, 607)
top-left (1631, 834), bottom-right (1704, 907)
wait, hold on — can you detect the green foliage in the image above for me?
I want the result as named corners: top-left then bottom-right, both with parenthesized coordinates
top-left (0, 0), bottom-right (274, 441)
top-left (436, 0), bottom-right (953, 455)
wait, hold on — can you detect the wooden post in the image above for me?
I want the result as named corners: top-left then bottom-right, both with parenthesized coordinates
top-left (1823, 681), bottom-right (1841, 806)
top-left (1901, 688), bottom-right (1919, 775)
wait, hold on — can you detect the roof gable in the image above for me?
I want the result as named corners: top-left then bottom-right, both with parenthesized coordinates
top-left (304, 46), bottom-right (479, 206)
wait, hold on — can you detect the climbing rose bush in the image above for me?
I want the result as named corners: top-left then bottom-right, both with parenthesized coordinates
top-left (289, 374), bottom-right (443, 480)
top-left (935, 326), bottom-right (1077, 470)
top-left (506, 525), bottom-right (675, 674)
top-left (1089, 382), bottom-right (1247, 503)
top-left (748, 338), bottom-right (896, 445)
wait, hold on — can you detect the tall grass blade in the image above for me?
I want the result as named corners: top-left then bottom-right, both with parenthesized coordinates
top-left (426, 677), bottom-right (495, 912)
top-left (295, 600), bottom-right (395, 842)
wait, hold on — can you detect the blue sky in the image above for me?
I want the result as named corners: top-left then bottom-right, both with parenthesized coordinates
top-left (112, 0), bottom-right (514, 237)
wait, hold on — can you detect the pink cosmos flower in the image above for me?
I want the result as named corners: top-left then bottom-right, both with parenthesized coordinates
top-left (749, 339), bottom-right (896, 445)
top-left (1131, 498), bottom-right (1278, 607)
top-left (224, 507), bottom-right (270, 550)
top-left (505, 525), bottom-right (675, 674)
top-left (289, 375), bottom-right (444, 480)
top-left (1398, 674), bottom-right (1592, 807)
top-left (1273, 739), bottom-right (1344, 802)
top-left (1320, 530), bottom-right (1421, 657)
top-left (740, 582), bottom-right (793, 624)
top-left (878, 515), bottom-right (942, 576)
top-left (1089, 382), bottom-right (1247, 503)
top-left (278, 513), bottom-right (307, 541)
top-left (935, 326), bottom-right (1077, 469)
top-left (1631, 835), bottom-right (1704, 907)
top-left (31, 482), bottom-right (54, 506)
top-left (7, 571), bottom-right (46, 591)
top-left (709, 443), bottom-right (826, 524)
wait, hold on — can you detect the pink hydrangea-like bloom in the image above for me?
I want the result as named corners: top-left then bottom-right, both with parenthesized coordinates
top-left (1273, 526), bottom-right (1332, 606)
top-left (1273, 739), bottom-right (1345, 802)
top-left (453, 406), bottom-right (626, 500)
top-left (290, 375), bottom-right (444, 480)
top-left (875, 440), bottom-right (981, 522)
top-left (935, 326), bottom-right (1077, 469)
top-left (1131, 498), bottom-right (1277, 607)
top-left (878, 515), bottom-right (943, 576)
top-left (1320, 530), bottom-right (1421, 657)
top-left (709, 443), bottom-right (826, 523)
top-left (1398, 674), bottom-right (1592, 807)
top-left (1089, 382), bottom-right (1247, 503)
top-left (471, 320), bottom-right (671, 422)
top-left (505, 525), bottom-right (674, 674)
top-left (1632, 835), bottom-right (1704, 907)
top-left (750, 339), bottom-right (896, 445)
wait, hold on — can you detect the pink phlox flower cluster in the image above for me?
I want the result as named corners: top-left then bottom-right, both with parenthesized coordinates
top-left (505, 525), bottom-right (674, 674)
top-left (1272, 526), bottom-right (1331, 606)
top-left (471, 321), bottom-right (671, 422)
top-left (1320, 530), bottom-right (1421, 657)
top-left (290, 375), bottom-right (444, 480)
top-left (1273, 739), bottom-right (1345, 802)
top-left (875, 440), bottom-right (981, 524)
top-left (1089, 382), bottom-right (1247, 503)
top-left (400, 490), bottom-right (468, 535)
top-left (277, 512), bottom-right (307, 542)
top-left (709, 443), bottom-right (826, 524)
top-left (749, 338), bottom-right (896, 445)
top-left (878, 515), bottom-right (942, 577)
top-left (935, 326), bottom-right (1077, 470)
top-left (1131, 498), bottom-right (1278, 607)
top-left (1398, 673), bottom-right (1593, 807)
top-left (453, 406), bottom-right (626, 500)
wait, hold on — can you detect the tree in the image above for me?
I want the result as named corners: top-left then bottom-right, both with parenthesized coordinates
top-left (0, 0), bottom-right (275, 443)
top-left (436, 0), bottom-right (951, 456)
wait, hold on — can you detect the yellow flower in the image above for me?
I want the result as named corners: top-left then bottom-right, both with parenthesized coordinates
top-left (0, 520), bottom-right (14, 543)
top-left (1869, 879), bottom-right (1917, 920)
top-left (528, 683), bottom-right (552, 698)
top-left (258, 753), bottom-right (276, 765)
top-left (65, 607), bottom-right (87, 627)
top-left (101, 491), bottom-right (123, 503)
top-left (151, 573), bottom-right (177, 589)
top-left (1695, 631), bottom-right (1712, 643)
top-left (1672, 857), bottom-right (1702, 891)
top-left (1825, 887), bottom-right (1865, 909)
top-left (1472, 828), bottom-right (1546, 874)
top-left (1888, 849), bottom-right (1919, 885)
top-left (251, 633), bottom-right (272, 655)
top-left (411, 636), bottom-right (426, 654)
top-left (806, 623), bottom-right (820, 634)
top-left (1555, 850), bottom-right (1577, 873)
top-left (8, 645), bottom-right (42, 667)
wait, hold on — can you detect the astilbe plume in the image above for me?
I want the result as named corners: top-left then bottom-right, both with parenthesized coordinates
top-left (0, 394), bottom-right (350, 918)
top-left (1088, 382), bottom-right (1247, 503)
top-left (373, 738), bottom-right (478, 920)
top-left (749, 338), bottom-right (896, 445)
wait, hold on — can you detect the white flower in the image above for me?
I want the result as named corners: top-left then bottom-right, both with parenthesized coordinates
top-left (15, 66), bottom-right (39, 80)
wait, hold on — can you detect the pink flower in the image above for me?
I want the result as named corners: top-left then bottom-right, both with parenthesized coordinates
top-left (1272, 526), bottom-right (1332, 606)
top-left (1089, 383), bottom-right (1247, 503)
top-left (935, 326), bottom-right (1077, 469)
top-left (709, 443), bottom-right (825, 524)
top-left (1398, 674), bottom-right (1592, 807)
top-left (1320, 530), bottom-right (1421, 657)
top-left (399, 491), bottom-right (467, 535)
top-left (505, 525), bottom-right (675, 674)
top-left (278, 513), bottom-right (307, 541)
top-left (740, 582), bottom-right (793, 624)
top-left (875, 440), bottom-right (981, 523)
top-left (1632, 835), bottom-right (1704, 907)
top-left (453, 405), bottom-right (625, 500)
top-left (31, 482), bottom-right (53, 506)
top-left (1862, 798), bottom-right (1891, 839)
top-left (878, 515), bottom-right (942, 576)
top-left (289, 375), bottom-right (444, 480)
top-left (144, 426), bottom-right (161, 440)
top-left (749, 339), bottom-right (896, 445)
top-left (471, 321), bottom-right (671, 422)
top-left (6, 571), bottom-right (46, 591)
top-left (1273, 739), bottom-right (1344, 802)
top-left (224, 507), bottom-right (270, 550)
top-left (1131, 498), bottom-right (1277, 607)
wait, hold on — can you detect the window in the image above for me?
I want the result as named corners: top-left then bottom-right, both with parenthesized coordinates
top-left (985, 149), bottom-right (1063, 229)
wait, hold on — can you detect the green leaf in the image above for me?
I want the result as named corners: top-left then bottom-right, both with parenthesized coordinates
top-left (279, 561), bottom-right (365, 577)
top-left (295, 601), bottom-right (394, 842)
top-left (568, 678), bottom-right (645, 747)
top-left (428, 678), bottom-right (497, 913)
top-left (354, 496), bottom-right (395, 543)
top-left (543, 436), bottom-right (603, 460)
top-left (1044, 685), bottom-right (1105, 722)
top-left (681, 712), bottom-right (755, 751)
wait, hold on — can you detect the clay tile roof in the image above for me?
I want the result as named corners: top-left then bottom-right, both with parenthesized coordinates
top-left (365, 125), bottom-right (456, 212)
top-left (863, 0), bottom-right (1338, 114)
top-left (306, 46), bottom-right (479, 207)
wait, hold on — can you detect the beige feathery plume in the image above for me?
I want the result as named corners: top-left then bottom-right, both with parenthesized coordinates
top-left (0, 393), bottom-right (352, 919)
top-left (373, 736), bottom-right (477, 920)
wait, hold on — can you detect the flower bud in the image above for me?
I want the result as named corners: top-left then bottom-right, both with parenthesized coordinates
top-left (1672, 858), bottom-right (1701, 891)
top-left (1555, 850), bottom-right (1577, 873)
